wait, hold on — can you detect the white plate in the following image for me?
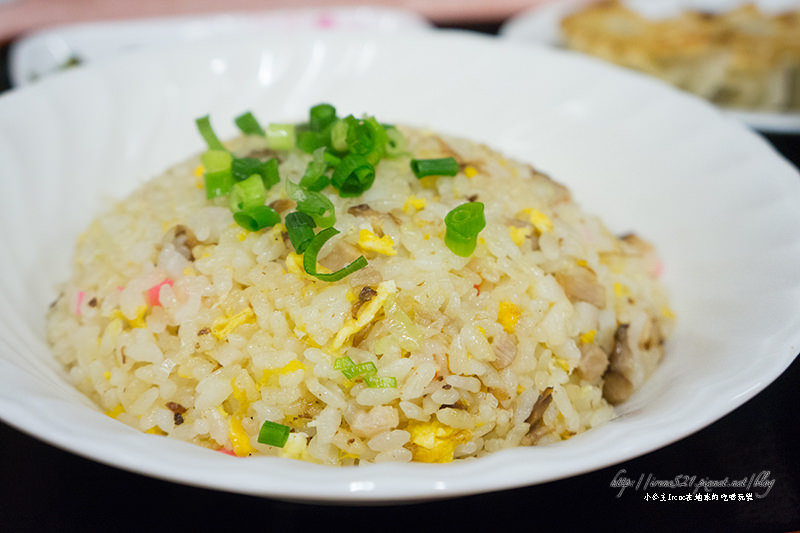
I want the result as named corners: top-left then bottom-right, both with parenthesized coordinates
top-left (499, 0), bottom-right (800, 133)
top-left (8, 6), bottom-right (431, 87)
top-left (1, 30), bottom-right (799, 503)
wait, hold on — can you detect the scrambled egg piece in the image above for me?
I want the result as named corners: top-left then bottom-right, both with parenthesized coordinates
top-left (212, 308), bottom-right (255, 340)
top-left (579, 330), bottom-right (596, 344)
top-left (280, 432), bottom-right (314, 461)
top-left (551, 356), bottom-right (572, 373)
top-left (464, 165), bottom-right (478, 178)
top-left (286, 251), bottom-right (331, 278)
top-left (407, 420), bottom-right (471, 463)
top-left (403, 196), bottom-right (427, 212)
top-left (613, 282), bottom-right (630, 298)
top-left (357, 229), bottom-right (397, 256)
top-left (257, 360), bottom-right (306, 387)
top-left (229, 417), bottom-right (255, 457)
top-left (109, 306), bottom-right (148, 329)
top-left (105, 404), bottom-right (125, 419)
top-left (508, 225), bottom-right (533, 246)
top-left (497, 301), bottom-right (521, 333)
top-left (330, 280), bottom-right (397, 351)
top-left (521, 208), bottom-right (553, 233)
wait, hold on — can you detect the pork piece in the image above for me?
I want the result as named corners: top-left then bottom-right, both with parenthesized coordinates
top-left (554, 266), bottom-right (607, 308)
top-left (578, 343), bottom-right (609, 384)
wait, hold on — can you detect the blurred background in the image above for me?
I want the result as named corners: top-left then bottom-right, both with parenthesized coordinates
top-left (0, 0), bottom-right (798, 530)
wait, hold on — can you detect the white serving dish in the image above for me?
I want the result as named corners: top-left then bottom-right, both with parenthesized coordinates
top-left (0, 30), bottom-right (799, 502)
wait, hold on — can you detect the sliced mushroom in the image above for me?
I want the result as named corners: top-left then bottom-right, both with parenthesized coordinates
top-left (554, 266), bottom-right (607, 308)
top-left (577, 343), bottom-right (609, 384)
top-left (269, 198), bottom-right (295, 214)
top-left (602, 324), bottom-right (635, 404)
top-left (521, 387), bottom-right (554, 445)
top-left (163, 224), bottom-right (199, 261)
top-left (603, 371), bottom-right (634, 405)
top-left (352, 286), bottom-right (377, 318)
top-left (347, 203), bottom-right (386, 235)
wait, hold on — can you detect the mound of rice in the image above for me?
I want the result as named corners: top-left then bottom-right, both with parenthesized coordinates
top-left (47, 124), bottom-right (673, 464)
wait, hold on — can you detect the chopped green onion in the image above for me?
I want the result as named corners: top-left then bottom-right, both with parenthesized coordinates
top-left (229, 174), bottom-right (266, 213)
top-left (300, 191), bottom-right (336, 228)
top-left (231, 157), bottom-right (263, 182)
top-left (195, 115), bottom-right (225, 151)
top-left (202, 150), bottom-right (233, 172)
top-left (257, 420), bottom-right (291, 448)
top-left (297, 130), bottom-right (325, 154)
top-left (299, 147), bottom-right (331, 192)
top-left (353, 361), bottom-right (377, 377)
top-left (234, 111), bottom-right (265, 136)
top-left (333, 356), bottom-right (354, 370)
top-left (309, 103), bottom-right (337, 132)
top-left (385, 127), bottom-right (407, 157)
top-left (330, 119), bottom-right (349, 152)
top-left (261, 158), bottom-right (280, 189)
top-left (204, 171), bottom-right (234, 199)
top-left (444, 202), bottom-right (486, 257)
top-left (231, 157), bottom-right (280, 189)
top-left (331, 154), bottom-right (375, 197)
top-left (346, 116), bottom-right (388, 165)
top-left (286, 179), bottom-right (336, 228)
top-left (323, 151), bottom-right (341, 167)
top-left (364, 376), bottom-right (397, 388)
top-left (303, 227), bottom-right (367, 282)
top-left (266, 123), bottom-right (296, 151)
top-left (285, 211), bottom-right (316, 254)
top-left (410, 157), bottom-right (459, 178)
top-left (233, 205), bottom-right (280, 232)
top-left (333, 356), bottom-right (360, 380)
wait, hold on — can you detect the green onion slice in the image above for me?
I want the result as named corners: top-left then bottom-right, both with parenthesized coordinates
top-left (330, 119), bottom-right (349, 153)
top-left (195, 115), bottom-right (225, 151)
top-left (385, 127), bottom-right (407, 157)
top-left (299, 147), bottom-right (331, 192)
top-left (309, 103), bottom-right (337, 132)
top-left (364, 376), bottom-right (398, 388)
top-left (229, 174), bottom-right (266, 213)
top-left (410, 157), bottom-right (459, 179)
top-left (286, 179), bottom-right (336, 228)
top-left (257, 420), bottom-right (291, 448)
top-left (234, 111), bottom-right (265, 137)
top-left (233, 205), bottom-right (280, 232)
top-left (444, 202), bottom-right (486, 257)
top-left (303, 227), bottom-right (367, 282)
top-left (285, 211), bottom-right (316, 254)
top-left (331, 154), bottom-right (375, 198)
top-left (204, 171), bottom-right (233, 200)
top-left (353, 361), bottom-right (377, 377)
top-left (202, 150), bottom-right (232, 172)
top-left (231, 157), bottom-right (263, 182)
top-left (265, 124), bottom-right (296, 151)
top-left (333, 356), bottom-right (359, 380)
top-left (231, 157), bottom-right (280, 189)
top-left (345, 116), bottom-right (388, 165)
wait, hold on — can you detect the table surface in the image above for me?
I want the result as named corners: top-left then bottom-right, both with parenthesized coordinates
top-left (1, 20), bottom-right (799, 532)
